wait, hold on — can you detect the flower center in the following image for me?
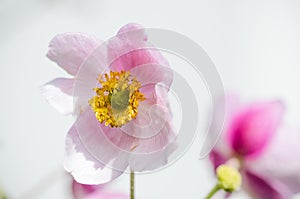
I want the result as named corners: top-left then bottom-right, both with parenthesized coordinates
top-left (89, 71), bottom-right (145, 128)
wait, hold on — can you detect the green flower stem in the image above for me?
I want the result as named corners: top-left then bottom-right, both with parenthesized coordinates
top-left (204, 184), bottom-right (221, 199)
top-left (130, 169), bottom-right (135, 199)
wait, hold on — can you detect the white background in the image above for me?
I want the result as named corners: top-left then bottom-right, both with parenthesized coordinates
top-left (1, 0), bottom-right (300, 199)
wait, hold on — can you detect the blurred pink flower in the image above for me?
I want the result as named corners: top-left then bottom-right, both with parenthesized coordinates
top-left (72, 180), bottom-right (128, 199)
top-left (42, 23), bottom-right (176, 184)
top-left (210, 95), bottom-right (300, 199)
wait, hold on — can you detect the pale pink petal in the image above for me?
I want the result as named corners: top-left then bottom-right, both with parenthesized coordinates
top-left (121, 103), bottom-right (170, 143)
top-left (248, 127), bottom-right (300, 194)
top-left (153, 83), bottom-right (173, 108)
top-left (41, 78), bottom-right (74, 115)
top-left (127, 120), bottom-right (177, 172)
top-left (131, 107), bottom-right (175, 153)
top-left (130, 64), bottom-right (173, 91)
top-left (122, 96), bottom-right (177, 171)
top-left (103, 116), bottom-right (177, 172)
top-left (108, 23), bottom-right (169, 72)
top-left (128, 141), bottom-right (177, 172)
top-left (64, 122), bottom-right (125, 184)
top-left (227, 100), bottom-right (285, 158)
top-left (73, 108), bottom-right (131, 173)
top-left (243, 170), bottom-right (292, 199)
top-left (117, 23), bottom-right (146, 36)
top-left (102, 103), bottom-right (174, 150)
top-left (139, 83), bottom-right (168, 106)
top-left (72, 42), bottom-right (111, 115)
top-left (72, 105), bottom-right (176, 173)
top-left (47, 33), bottom-right (101, 75)
top-left (122, 94), bottom-right (177, 172)
top-left (121, 84), bottom-right (176, 153)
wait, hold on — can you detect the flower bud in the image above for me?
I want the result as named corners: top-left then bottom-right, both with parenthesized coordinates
top-left (216, 164), bottom-right (242, 192)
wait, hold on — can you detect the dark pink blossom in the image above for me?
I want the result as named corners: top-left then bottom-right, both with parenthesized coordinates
top-left (209, 95), bottom-right (300, 199)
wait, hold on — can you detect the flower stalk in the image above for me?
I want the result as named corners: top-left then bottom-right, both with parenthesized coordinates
top-left (204, 184), bottom-right (221, 199)
top-left (130, 169), bottom-right (135, 199)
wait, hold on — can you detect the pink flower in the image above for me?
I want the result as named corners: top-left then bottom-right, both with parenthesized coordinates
top-left (209, 95), bottom-right (300, 198)
top-left (72, 180), bottom-right (128, 199)
top-left (42, 23), bottom-right (177, 184)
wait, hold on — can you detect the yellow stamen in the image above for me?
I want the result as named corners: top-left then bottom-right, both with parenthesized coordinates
top-left (89, 71), bottom-right (145, 128)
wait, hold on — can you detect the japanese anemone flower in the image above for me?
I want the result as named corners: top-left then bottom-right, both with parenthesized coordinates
top-left (42, 23), bottom-right (177, 184)
top-left (209, 95), bottom-right (300, 199)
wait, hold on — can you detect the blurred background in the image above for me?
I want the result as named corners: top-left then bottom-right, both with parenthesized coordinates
top-left (1, 0), bottom-right (300, 198)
